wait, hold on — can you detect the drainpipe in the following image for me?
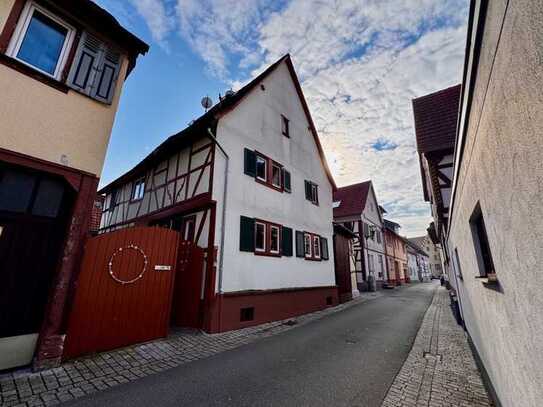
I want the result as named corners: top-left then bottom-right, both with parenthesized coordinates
top-left (206, 127), bottom-right (228, 331)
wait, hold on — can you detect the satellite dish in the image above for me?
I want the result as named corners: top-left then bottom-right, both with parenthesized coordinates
top-left (201, 96), bottom-right (213, 111)
top-left (225, 89), bottom-right (235, 97)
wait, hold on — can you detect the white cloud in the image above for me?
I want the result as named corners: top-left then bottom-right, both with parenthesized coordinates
top-left (175, 0), bottom-right (274, 77)
top-left (129, 0), bottom-right (176, 44)
top-left (166, 0), bottom-right (469, 235)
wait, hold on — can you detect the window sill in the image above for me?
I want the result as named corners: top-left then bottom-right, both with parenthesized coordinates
top-left (255, 251), bottom-right (281, 258)
top-left (476, 273), bottom-right (498, 286)
top-left (0, 53), bottom-right (69, 93)
top-left (255, 177), bottom-right (284, 193)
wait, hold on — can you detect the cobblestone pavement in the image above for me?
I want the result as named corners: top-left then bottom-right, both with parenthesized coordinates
top-left (381, 286), bottom-right (492, 407)
top-left (1, 292), bottom-right (382, 407)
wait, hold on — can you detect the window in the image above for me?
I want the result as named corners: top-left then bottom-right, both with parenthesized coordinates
top-left (270, 225), bottom-right (280, 254)
top-left (304, 233), bottom-right (312, 258)
top-left (255, 222), bottom-right (266, 252)
top-left (300, 232), bottom-right (327, 261)
top-left (313, 236), bottom-right (321, 259)
top-left (244, 149), bottom-right (290, 192)
top-left (470, 204), bottom-right (495, 276)
top-left (281, 115), bottom-right (290, 137)
top-left (256, 155), bottom-right (267, 182)
top-left (305, 181), bottom-right (318, 205)
top-left (132, 178), bottom-right (145, 200)
top-left (271, 163), bottom-right (282, 188)
top-left (376, 230), bottom-right (382, 244)
top-left (181, 216), bottom-right (196, 241)
top-left (7, 2), bottom-right (76, 79)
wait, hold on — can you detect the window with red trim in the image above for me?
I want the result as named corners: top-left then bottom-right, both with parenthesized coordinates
top-left (254, 219), bottom-right (282, 256)
top-left (303, 232), bottom-right (322, 260)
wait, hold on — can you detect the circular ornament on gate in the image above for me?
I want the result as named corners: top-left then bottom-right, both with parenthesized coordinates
top-left (108, 244), bottom-right (148, 284)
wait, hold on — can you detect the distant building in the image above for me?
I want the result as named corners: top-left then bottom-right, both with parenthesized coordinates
top-left (0, 0), bottom-right (148, 370)
top-left (333, 180), bottom-right (387, 291)
top-left (383, 219), bottom-right (407, 285)
top-left (405, 239), bottom-right (430, 282)
top-left (410, 235), bottom-right (442, 277)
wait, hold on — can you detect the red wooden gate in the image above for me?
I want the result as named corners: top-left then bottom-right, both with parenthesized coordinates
top-left (64, 227), bottom-right (179, 359)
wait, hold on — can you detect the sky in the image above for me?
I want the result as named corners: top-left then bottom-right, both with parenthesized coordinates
top-left (95, 0), bottom-right (469, 237)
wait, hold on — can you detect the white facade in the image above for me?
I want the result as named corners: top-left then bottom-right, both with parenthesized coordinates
top-left (360, 187), bottom-right (387, 284)
top-left (213, 61), bottom-right (336, 293)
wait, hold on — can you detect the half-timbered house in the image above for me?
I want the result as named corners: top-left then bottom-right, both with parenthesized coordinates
top-left (98, 55), bottom-right (338, 333)
top-left (412, 85), bottom-right (459, 265)
top-left (333, 181), bottom-right (387, 292)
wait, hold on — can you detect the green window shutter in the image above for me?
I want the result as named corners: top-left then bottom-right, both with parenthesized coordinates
top-left (283, 170), bottom-right (291, 193)
top-left (240, 216), bottom-right (255, 252)
top-left (295, 231), bottom-right (304, 257)
top-left (244, 148), bottom-right (256, 177)
top-left (282, 226), bottom-right (293, 256)
top-left (321, 237), bottom-right (329, 260)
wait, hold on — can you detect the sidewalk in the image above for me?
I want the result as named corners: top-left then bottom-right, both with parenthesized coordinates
top-left (0, 292), bottom-right (382, 407)
top-left (381, 285), bottom-right (492, 407)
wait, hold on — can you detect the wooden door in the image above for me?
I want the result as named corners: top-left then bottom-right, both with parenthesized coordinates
top-left (333, 234), bottom-right (353, 303)
top-left (64, 227), bottom-right (179, 359)
top-left (171, 241), bottom-right (205, 328)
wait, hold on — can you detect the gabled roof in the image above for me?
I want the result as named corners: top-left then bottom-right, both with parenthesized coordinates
top-left (332, 181), bottom-right (371, 218)
top-left (100, 54), bottom-right (336, 194)
top-left (412, 84), bottom-right (461, 154)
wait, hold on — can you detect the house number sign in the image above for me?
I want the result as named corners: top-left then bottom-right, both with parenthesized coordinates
top-left (154, 265), bottom-right (172, 271)
top-left (108, 244), bottom-right (148, 285)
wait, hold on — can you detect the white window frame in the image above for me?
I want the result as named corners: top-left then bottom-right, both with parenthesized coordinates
top-left (304, 233), bottom-right (312, 258)
top-left (132, 178), bottom-right (145, 200)
top-left (270, 225), bottom-right (280, 254)
top-left (313, 235), bottom-right (321, 259)
top-left (256, 155), bottom-right (267, 182)
top-left (255, 222), bottom-right (266, 252)
top-left (7, 1), bottom-right (76, 80)
top-left (271, 162), bottom-right (282, 188)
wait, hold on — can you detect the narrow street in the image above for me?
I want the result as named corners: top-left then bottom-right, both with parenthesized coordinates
top-left (64, 283), bottom-right (436, 407)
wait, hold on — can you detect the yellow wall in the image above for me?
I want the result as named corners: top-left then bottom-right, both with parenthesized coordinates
top-left (0, 0), bottom-right (128, 177)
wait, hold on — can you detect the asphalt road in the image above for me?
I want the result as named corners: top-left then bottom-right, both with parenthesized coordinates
top-left (65, 282), bottom-right (436, 407)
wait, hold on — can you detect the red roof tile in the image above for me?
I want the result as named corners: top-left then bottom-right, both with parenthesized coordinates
top-left (412, 84), bottom-right (461, 153)
top-left (333, 181), bottom-right (371, 218)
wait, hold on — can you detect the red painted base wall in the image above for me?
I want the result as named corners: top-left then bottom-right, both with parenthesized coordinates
top-left (205, 286), bottom-right (339, 333)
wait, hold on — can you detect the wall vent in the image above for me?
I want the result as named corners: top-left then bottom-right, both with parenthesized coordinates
top-left (240, 307), bottom-right (255, 322)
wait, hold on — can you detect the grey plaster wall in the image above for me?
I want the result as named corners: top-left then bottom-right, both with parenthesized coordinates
top-left (447, 1), bottom-right (543, 406)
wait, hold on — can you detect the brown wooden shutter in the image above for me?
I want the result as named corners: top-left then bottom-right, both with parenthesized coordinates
top-left (244, 149), bottom-right (256, 177)
top-left (239, 216), bottom-right (255, 252)
top-left (295, 231), bottom-right (304, 257)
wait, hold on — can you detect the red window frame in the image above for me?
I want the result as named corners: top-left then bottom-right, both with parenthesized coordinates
top-left (255, 151), bottom-right (284, 192)
top-left (303, 232), bottom-right (322, 261)
top-left (254, 218), bottom-right (282, 257)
